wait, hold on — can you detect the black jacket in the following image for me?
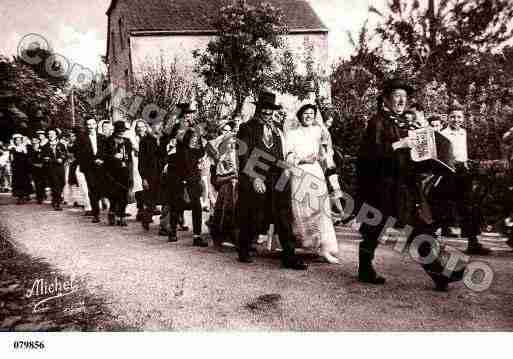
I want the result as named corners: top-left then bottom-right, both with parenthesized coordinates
top-left (41, 141), bottom-right (67, 167)
top-left (77, 132), bottom-right (107, 172)
top-left (138, 134), bottom-right (160, 180)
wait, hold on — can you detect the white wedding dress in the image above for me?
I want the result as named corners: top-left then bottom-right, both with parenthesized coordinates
top-left (285, 125), bottom-right (339, 263)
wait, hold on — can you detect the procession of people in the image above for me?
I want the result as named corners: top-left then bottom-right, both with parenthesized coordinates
top-left (4, 79), bottom-right (513, 292)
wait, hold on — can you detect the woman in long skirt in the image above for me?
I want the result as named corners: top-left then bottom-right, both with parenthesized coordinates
top-left (285, 104), bottom-right (340, 263)
top-left (9, 134), bottom-right (33, 204)
top-left (209, 134), bottom-right (239, 249)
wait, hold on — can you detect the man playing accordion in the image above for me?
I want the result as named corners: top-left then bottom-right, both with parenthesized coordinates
top-left (356, 78), bottom-right (466, 291)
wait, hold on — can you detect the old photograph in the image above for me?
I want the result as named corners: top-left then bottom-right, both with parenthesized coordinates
top-left (1, 0), bottom-right (513, 350)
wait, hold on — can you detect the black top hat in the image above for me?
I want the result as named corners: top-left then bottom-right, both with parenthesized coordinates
top-left (176, 103), bottom-right (196, 115)
top-left (113, 121), bottom-right (129, 133)
top-left (382, 78), bottom-right (414, 96)
top-left (253, 91), bottom-right (282, 110)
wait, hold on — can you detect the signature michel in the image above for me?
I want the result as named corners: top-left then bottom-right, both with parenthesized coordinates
top-left (25, 277), bottom-right (78, 313)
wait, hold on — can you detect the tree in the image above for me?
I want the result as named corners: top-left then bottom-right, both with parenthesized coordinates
top-left (132, 56), bottom-right (194, 128)
top-left (371, 0), bottom-right (513, 99)
top-left (193, 1), bottom-right (288, 115)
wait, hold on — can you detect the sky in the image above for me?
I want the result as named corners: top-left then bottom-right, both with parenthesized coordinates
top-left (0, 0), bottom-right (380, 73)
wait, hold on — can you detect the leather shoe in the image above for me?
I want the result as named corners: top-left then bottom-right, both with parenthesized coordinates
top-left (506, 238), bottom-right (513, 249)
top-left (168, 235), bottom-right (178, 242)
top-left (92, 216), bottom-right (100, 223)
top-left (282, 257), bottom-right (308, 270)
top-left (358, 267), bottom-right (386, 284)
top-left (158, 228), bottom-right (169, 236)
top-left (193, 236), bottom-right (208, 247)
top-left (238, 256), bottom-right (254, 263)
top-left (142, 221), bottom-right (150, 231)
top-left (84, 211), bottom-right (93, 216)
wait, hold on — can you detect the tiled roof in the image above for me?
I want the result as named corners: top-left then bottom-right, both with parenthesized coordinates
top-left (107, 0), bottom-right (327, 33)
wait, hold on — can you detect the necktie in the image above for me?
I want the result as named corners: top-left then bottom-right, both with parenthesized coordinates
top-left (263, 123), bottom-right (273, 149)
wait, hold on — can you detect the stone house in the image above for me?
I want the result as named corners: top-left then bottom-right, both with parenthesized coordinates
top-left (106, 0), bottom-right (329, 123)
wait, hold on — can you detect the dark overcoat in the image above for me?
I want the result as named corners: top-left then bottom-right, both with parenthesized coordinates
top-left (237, 117), bottom-right (292, 234)
top-left (357, 109), bottom-right (417, 224)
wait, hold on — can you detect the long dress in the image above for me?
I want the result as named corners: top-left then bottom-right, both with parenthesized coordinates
top-left (285, 125), bottom-right (339, 263)
top-left (10, 146), bottom-right (33, 199)
top-left (209, 141), bottom-right (239, 246)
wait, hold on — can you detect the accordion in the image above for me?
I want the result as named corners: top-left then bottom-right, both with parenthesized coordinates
top-left (408, 127), bottom-right (456, 175)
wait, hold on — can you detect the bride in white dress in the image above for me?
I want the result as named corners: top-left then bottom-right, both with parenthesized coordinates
top-left (284, 103), bottom-right (340, 263)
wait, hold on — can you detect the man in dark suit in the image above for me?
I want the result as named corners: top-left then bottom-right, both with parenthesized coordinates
top-left (357, 78), bottom-right (466, 291)
top-left (77, 118), bottom-right (107, 223)
top-left (136, 120), bottom-right (161, 230)
top-left (237, 91), bottom-right (307, 270)
top-left (41, 128), bottom-right (67, 210)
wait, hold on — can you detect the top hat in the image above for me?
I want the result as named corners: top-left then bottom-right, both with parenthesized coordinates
top-left (253, 91), bottom-right (282, 110)
top-left (176, 103), bottom-right (196, 115)
top-left (113, 121), bottom-right (129, 133)
top-left (382, 78), bottom-right (414, 96)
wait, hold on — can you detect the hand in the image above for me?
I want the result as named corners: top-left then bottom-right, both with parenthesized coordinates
top-left (57, 158), bottom-right (63, 164)
top-left (114, 153), bottom-right (123, 160)
top-left (94, 159), bottom-right (103, 165)
top-left (43, 157), bottom-right (50, 162)
top-left (142, 179), bottom-right (149, 190)
top-left (253, 177), bottom-right (266, 194)
top-left (392, 138), bottom-right (410, 151)
top-left (162, 164), bottom-right (168, 175)
top-left (286, 152), bottom-right (298, 166)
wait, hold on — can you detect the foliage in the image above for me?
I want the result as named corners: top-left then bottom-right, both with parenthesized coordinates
top-left (371, 0), bottom-right (513, 99)
top-left (193, 1), bottom-right (288, 115)
top-left (7, 59), bottom-right (66, 125)
top-left (132, 56), bottom-right (194, 128)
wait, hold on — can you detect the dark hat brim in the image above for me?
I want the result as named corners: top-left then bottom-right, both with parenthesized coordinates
top-left (382, 79), bottom-right (415, 96)
top-left (253, 101), bottom-right (282, 110)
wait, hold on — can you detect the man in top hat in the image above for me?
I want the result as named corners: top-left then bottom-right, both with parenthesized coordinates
top-left (357, 78), bottom-right (466, 291)
top-left (236, 91), bottom-right (307, 269)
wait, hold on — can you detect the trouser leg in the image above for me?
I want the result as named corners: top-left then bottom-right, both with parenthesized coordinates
top-left (168, 202), bottom-right (178, 238)
top-left (187, 180), bottom-right (203, 236)
top-left (84, 171), bottom-right (100, 217)
top-left (275, 207), bottom-right (296, 262)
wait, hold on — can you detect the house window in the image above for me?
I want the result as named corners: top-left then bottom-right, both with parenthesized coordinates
top-left (119, 18), bottom-right (124, 50)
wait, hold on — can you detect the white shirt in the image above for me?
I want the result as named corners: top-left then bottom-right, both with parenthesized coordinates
top-left (0, 151), bottom-right (9, 166)
top-left (441, 127), bottom-right (468, 162)
top-left (89, 132), bottom-right (98, 155)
